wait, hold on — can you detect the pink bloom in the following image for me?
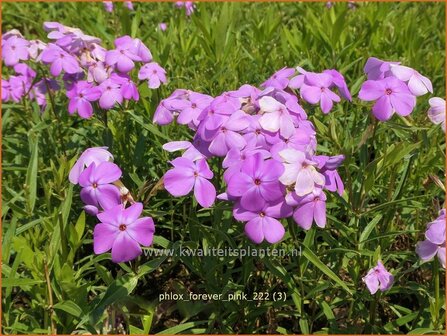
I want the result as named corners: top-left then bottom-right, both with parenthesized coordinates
top-left (79, 161), bottom-right (122, 210)
top-left (390, 64), bottom-right (433, 96)
top-left (2, 35), bottom-right (29, 66)
top-left (362, 261), bottom-right (394, 294)
top-left (138, 62), bottom-right (167, 89)
top-left (163, 157), bottom-right (216, 208)
top-left (94, 203), bottom-right (155, 263)
top-left (69, 147), bottom-right (113, 184)
top-left (261, 67), bottom-right (296, 90)
top-left (105, 36), bottom-right (141, 73)
top-left (363, 57), bottom-right (398, 80)
top-left (41, 43), bottom-right (80, 76)
top-left (103, 1), bottom-right (113, 12)
top-left (358, 76), bottom-right (416, 121)
top-left (427, 97), bottom-right (445, 132)
top-left (159, 23), bottom-right (168, 32)
top-left (227, 153), bottom-right (284, 211)
top-left (233, 200), bottom-right (292, 244)
top-left (124, 1), bottom-right (134, 10)
top-left (66, 81), bottom-right (102, 118)
top-left (279, 148), bottom-right (325, 196)
top-left (205, 110), bottom-right (250, 157)
top-left (258, 96), bottom-right (295, 138)
top-left (300, 72), bottom-right (341, 114)
top-left (98, 78), bottom-right (123, 109)
top-left (288, 188), bottom-right (327, 230)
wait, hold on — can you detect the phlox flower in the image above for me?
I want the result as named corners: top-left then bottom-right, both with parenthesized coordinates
top-left (103, 1), bottom-right (114, 12)
top-left (87, 61), bottom-right (110, 83)
top-left (94, 202), bottom-right (155, 263)
top-left (300, 72), bottom-right (341, 114)
top-left (223, 145), bottom-right (270, 183)
top-left (205, 110), bottom-right (250, 157)
top-left (98, 78), bottom-right (123, 109)
top-left (1, 78), bottom-right (24, 102)
top-left (314, 154), bottom-right (345, 196)
top-left (159, 23), bottom-right (168, 32)
top-left (279, 148), bottom-right (325, 196)
top-left (138, 62), bottom-right (167, 89)
top-left (261, 67), bottom-right (296, 90)
top-left (124, 1), bottom-right (134, 10)
top-left (163, 157), bottom-right (216, 208)
top-left (362, 261), bottom-right (394, 294)
top-left (427, 97), bottom-right (445, 132)
top-left (69, 147), bottom-right (113, 184)
top-left (2, 35), bottom-right (29, 66)
top-left (416, 210), bottom-right (446, 268)
top-left (106, 36), bottom-right (141, 73)
top-left (233, 200), bottom-right (293, 244)
top-left (169, 92), bottom-right (213, 126)
top-left (176, 1), bottom-right (195, 16)
top-left (363, 57), bottom-right (398, 80)
top-left (162, 141), bottom-right (205, 161)
top-left (258, 96), bottom-right (296, 138)
top-left (41, 43), bottom-right (81, 76)
top-left (79, 161), bottom-right (122, 210)
top-left (66, 81), bottom-right (101, 118)
top-left (227, 153), bottom-right (284, 211)
top-left (111, 73), bottom-right (139, 101)
top-left (242, 115), bottom-right (278, 149)
top-left (28, 39), bottom-right (47, 60)
top-left (130, 38), bottom-right (152, 63)
top-left (390, 64), bottom-right (433, 96)
top-left (358, 76), bottom-right (416, 121)
top-left (287, 188), bottom-right (327, 230)
top-left (323, 69), bottom-right (352, 101)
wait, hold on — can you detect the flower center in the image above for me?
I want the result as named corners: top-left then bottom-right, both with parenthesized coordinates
top-left (221, 127), bottom-right (227, 133)
top-left (106, 86), bottom-right (112, 90)
top-left (119, 224), bottom-right (127, 231)
top-left (385, 88), bottom-right (392, 95)
top-left (193, 171), bottom-right (199, 177)
top-left (92, 183), bottom-right (98, 188)
top-left (255, 129), bottom-right (261, 135)
top-left (259, 211), bottom-right (265, 217)
top-left (79, 93), bottom-right (84, 98)
top-left (191, 103), bottom-right (197, 108)
top-left (320, 87), bottom-right (325, 92)
top-left (152, 70), bottom-right (157, 74)
top-left (254, 178), bottom-right (262, 185)
top-left (11, 45), bottom-right (16, 50)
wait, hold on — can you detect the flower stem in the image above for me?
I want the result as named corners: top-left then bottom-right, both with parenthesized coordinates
top-left (433, 257), bottom-right (440, 330)
top-left (367, 292), bottom-right (380, 333)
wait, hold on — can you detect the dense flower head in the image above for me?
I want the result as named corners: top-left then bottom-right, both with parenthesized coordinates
top-left (70, 147), bottom-right (156, 263)
top-left (2, 25), bottom-right (166, 117)
top-left (157, 66), bottom-right (347, 244)
top-left (359, 57), bottom-right (433, 121)
top-left (416, 209), bottom-right (446, 268)
top-left (362, 261), bottom-right (394, 294)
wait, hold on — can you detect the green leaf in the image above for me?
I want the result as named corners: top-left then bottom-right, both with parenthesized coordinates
top-left (25, 136), bottom-right (39, 213)
top-left (53, 300), bottom-right (83, 317)
top-left (302, 246), bottom-right (352, 295)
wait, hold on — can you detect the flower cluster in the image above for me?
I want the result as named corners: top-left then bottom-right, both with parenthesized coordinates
top-left (175, 1), bottom-right (195, 16)
top-left (69, 147), bottom-right (155, 263)
top-left (358, 57), bottom-right (433, 121)
top-left (416, 209), bottom-right (446, 268)
top-left (155, 66), bottom-right (349, 244)
top-left (1, 23), bottom-right (166, 118)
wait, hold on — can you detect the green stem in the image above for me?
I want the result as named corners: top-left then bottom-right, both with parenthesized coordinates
top-left (433, 257), bottom-right (440, 329)
top-left (367, 292), bottom-right (380, 334)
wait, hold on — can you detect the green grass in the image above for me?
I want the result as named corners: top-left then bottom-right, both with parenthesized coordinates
top-left (1, 1), bottom-right (446, 334)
